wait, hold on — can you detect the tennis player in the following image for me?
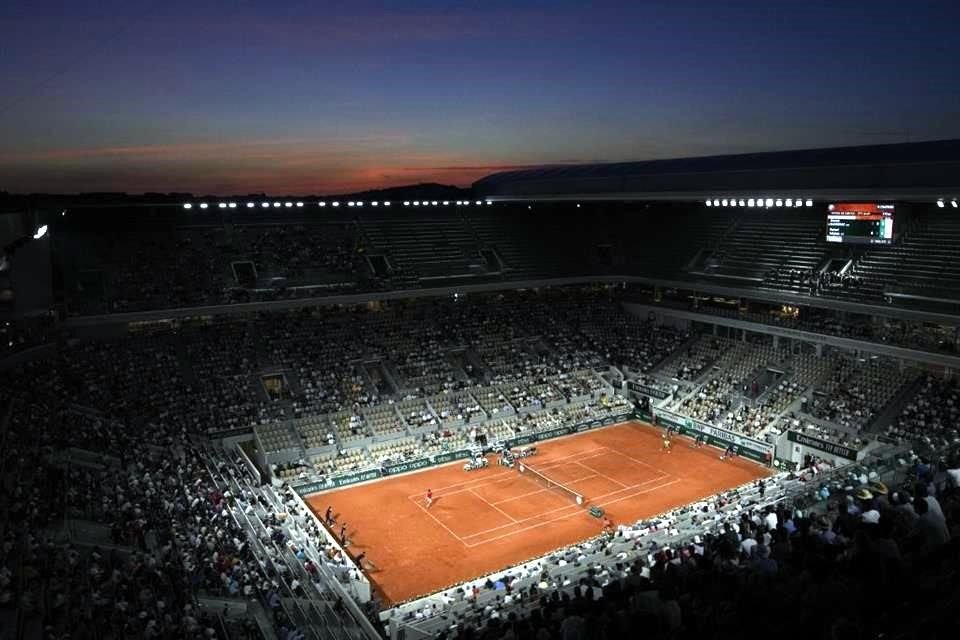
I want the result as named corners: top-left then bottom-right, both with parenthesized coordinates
top-left (426, 489), bottom-right (433, 508)
top-left (662, 435), bottom-right (672, 454)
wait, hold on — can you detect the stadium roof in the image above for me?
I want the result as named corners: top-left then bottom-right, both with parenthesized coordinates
top-left (473, 139), bottom-right (960, 202)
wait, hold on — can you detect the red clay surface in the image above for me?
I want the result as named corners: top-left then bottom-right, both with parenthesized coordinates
top-left (306, 421), bottom-right (769, 605)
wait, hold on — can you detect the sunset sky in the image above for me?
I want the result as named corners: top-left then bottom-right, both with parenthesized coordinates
top-left (1, 0), bottom-right (959, 195)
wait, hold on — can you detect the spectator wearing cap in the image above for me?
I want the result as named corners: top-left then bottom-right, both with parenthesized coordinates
top-left (855, 488), bottom-right (875, 516)
top-left (868, 481), bottom-right (890, 509)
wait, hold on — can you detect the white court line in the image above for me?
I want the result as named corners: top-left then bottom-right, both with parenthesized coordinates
top-left (491, 474), bottom-right (599, 506)
top-left (598, 445), bottom-right (669, 476)
top-left (592, 479), bottom-right (684, 511)
top-left (469, 488), bottom-right (518, 523)
top-left (461, 473), bottom-right (670, 540)
top-left (405, 467), bottom-right (519, 499)
top-left (464, 478), bottom-right (682, 548)
top-left (571, 459), bottom-right (629, 488)
top-left (408, 496), bottom-right (468, 545)
top-left (405, 447), bottom-right (609, 500)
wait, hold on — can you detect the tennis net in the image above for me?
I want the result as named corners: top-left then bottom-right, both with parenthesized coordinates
top-left (518, 462), bottom-right (585, 506)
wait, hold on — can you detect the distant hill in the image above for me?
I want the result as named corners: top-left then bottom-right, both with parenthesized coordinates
top-left (331, 182), bottom-right (472, 201)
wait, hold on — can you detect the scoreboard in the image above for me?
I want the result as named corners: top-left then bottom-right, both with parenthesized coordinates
top-left (826, 203), bottom-right (894, 245)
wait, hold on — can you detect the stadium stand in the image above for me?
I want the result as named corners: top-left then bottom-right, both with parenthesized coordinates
top-left (45, 200), bottom-right (960, 323)
top-left (5, 275), bottom-right (960, 640)
top-left (691, 209), bottom-right (830, 285)
top-left (0, 384), bottom-right (370, 640)
top-left (7, 147), bottom-right (960, 638)
top-left (844, 212), bottom-right (960, 303)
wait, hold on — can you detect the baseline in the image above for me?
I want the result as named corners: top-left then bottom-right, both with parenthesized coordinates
top-left (405, 447), bottom-right (609, 500)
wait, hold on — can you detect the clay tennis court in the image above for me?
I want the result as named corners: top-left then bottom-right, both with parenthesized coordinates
top-left (306, 421), bottom-right (769, 605)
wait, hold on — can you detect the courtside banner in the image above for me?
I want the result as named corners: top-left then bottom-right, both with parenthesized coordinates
top-left (787, 430), bottom-right (859, 461)
top-left (383, 458), bottom-right (433, 476)
top-left (294, 468), bottom-right (381, 494)
top-left (535, 425), bottom-right (574, 442)
top-left (654, 408), bottom-right (773, 463)
top-left (432, 449), bottom-right (473, 465)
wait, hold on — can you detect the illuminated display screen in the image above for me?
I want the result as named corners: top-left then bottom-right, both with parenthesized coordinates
top-left (826, 203), bottom-right (894, 245)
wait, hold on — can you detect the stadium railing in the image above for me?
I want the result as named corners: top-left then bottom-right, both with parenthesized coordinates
top-left (202, 451), bottom-right (377, 640)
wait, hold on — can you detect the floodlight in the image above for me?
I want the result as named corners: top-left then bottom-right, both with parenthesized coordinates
top-left (432, 201), bottom-right (438, 206)
top-left (748, 199), bottom-right (755, 207)
top-left (384, 201), bottom-right (391, 206)
top-left (332, 201), bottom-right (340, 207)
top-left (296, 202), bottom-right (303, 207)
top-left (218, 203), bottom-right (227, 208)
top-left (785, 199), bottom-right (793, 207)
top-left (738, 199), bottom-right (745, 207)
top-left (228, 202), bottom-right (237, 208)
top-left (485, 201), bottom-right (492, 205)
top-left (273, 202), bottom-right (281, 207)
top-left (705, 199), bottom-right (712, 206)
top-left (319, 202), bottom-right (327, 207)
top-left (442, 201), bottom-right (449, 205)
top-left (805, 199), bottom-right (813, 207)
top-left (403, 201), bottom-right (410, 206)
top-left (200, 203), bottom-right (209, 209)
top-left (284, 202), bottom-right (292, 207)
top-left (247, 203), bottom-right (255, 208)
top-left (475, 201), bottom-right (482, 205)
top-left (775, 199), bottom-right (783, 207)
top-left (937, 199), bottom-right (945, 208)
top-left (953, 199), bottom-right (959, 209)
top-left (721, 199), bottom-right (728, 207)
top-left (371, 201), bottom-right (379, 206)
top-left (712, 199), bottom-right (720, 207)
top-left (765, 198), bottom-right (773, 207)
top-left (356, 201), bottom-right (363, 206)
top-left (183, 203), bottom-right (193, 209)
top-left (348, 201), bottom-right (355, 207)
top-left (33, 225), bottom-right (48, 240)
top-left (413, 201), bottom-right (420, 206)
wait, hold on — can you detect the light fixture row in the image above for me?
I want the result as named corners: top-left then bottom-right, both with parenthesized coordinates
top-left (936, 199), bottom-right (959, 209)
top-left (705, 197), bottom-right (814, 208)
top-left (183, 200), bottom-right (492, 210)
